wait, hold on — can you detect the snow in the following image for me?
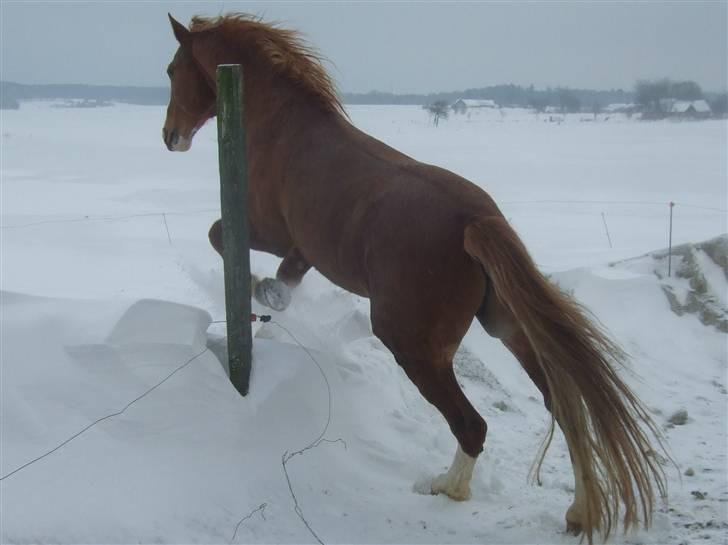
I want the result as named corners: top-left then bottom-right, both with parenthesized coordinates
top-left (1, 102), bottom-right (727, 544)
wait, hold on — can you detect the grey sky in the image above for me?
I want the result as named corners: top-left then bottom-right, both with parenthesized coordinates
top-left (1, 1), bottom-right (726, 93)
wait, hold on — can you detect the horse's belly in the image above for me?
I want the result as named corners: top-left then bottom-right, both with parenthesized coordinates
top-left (310, 259), bottom-right (370, 298)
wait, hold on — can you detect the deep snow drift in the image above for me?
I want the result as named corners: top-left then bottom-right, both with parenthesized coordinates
top-left (1, 103), bottom-right (726, 544)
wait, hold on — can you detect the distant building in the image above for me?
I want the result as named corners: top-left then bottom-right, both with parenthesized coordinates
top-left (604, 103), bottom-right (637, 114)
top-left (452, 98), bottom-right (498, 114)
top-left (655, 99), bottom-right (712, 119)
top-left (670, 99), bottom-right (712, 118)
top-left (51, 98), bottom-right (113, 109)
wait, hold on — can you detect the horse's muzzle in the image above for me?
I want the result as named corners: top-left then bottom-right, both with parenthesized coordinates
top-left (163, 128), bottom-right (191, 152)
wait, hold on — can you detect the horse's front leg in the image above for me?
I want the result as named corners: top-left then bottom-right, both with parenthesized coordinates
top-left (275, 246), bottom-right (311, 287)
top-left (250, 247), bottom-right (310, 311)
top-left (208, 219), bottom-right (310, 311)
top-left (208, 218), bottom-right (283, 256)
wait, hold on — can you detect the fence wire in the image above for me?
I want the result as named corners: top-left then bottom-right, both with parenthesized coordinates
top-left (1, 199), bottom-right (724, 233)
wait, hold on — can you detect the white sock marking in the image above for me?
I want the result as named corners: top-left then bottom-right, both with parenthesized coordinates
top-left (431, 444), bottom-right (477, 501)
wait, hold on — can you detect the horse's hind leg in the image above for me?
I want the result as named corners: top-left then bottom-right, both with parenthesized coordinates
top-left (373, 310), bottom-right (486, 501)
top-left (476, 291), bottom-right (587, 534)
top-left (369, 258), bottom-right (487, 501)
top-left (397, 355), bottom-right (486, 501)
top-left (424, 369), bottom-right (486, 501)
top-left (504, 329), bottom-right (587, 535)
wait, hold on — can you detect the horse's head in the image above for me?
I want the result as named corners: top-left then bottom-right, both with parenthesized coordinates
top-left (163, 15), bottom-right (216, 152)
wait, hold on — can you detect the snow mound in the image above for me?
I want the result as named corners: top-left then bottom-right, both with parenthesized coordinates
top-left (613, 234), bottom-right (728, 332)
top-left (107, 298), bottom-right (212, 348)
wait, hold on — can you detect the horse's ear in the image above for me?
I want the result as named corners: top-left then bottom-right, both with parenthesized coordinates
top-left (168, 13), bottom-right (191, 46)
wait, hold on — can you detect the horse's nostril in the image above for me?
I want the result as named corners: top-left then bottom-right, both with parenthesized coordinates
top-left (170, 129), bottom-right (179, 147)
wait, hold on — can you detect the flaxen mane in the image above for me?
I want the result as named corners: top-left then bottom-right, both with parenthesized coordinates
top-left (189, 14), bottom-right (344, 115)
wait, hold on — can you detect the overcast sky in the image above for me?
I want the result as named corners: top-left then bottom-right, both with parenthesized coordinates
top-left (1, 1), bottom-right (726, 93)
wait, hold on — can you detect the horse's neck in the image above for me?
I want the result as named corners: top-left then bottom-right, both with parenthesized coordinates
top-left (195, 39), bottom-right (343, 169)
top-left (245, 69), bottom-right (333, 135)
top-left (241, 69), bottom-right (343, 173)
top-left (195, 37), bottom-right (337, 143)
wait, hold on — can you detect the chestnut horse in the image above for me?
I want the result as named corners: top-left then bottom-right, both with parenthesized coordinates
top-left (163, 14), bottom-right (666, 542)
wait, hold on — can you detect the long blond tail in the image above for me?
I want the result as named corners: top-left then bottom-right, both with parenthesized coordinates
top-left (464, 216), bottom-right (667, 543)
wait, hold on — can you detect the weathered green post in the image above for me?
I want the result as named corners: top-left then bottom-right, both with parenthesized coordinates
top-left (216, 64), bottom-right (252, 396)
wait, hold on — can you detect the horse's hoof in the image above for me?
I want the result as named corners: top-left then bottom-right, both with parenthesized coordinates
top-left (565, 519), bottom-right (583, 536)
top-left (254, 277), bottom-right (291, 311)
top-left (565, 503), bottom-right (584, 536)
top-left (430, 474), bottom-right (471, 501)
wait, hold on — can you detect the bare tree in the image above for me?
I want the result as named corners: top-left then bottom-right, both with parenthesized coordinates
top-left (710, 93), bottom-right (728, 117)
top-left (635, 78), bottom-right (703, 116)
top-left (529, 96), bottom-right (548, 113)
top-left (557, 89), bottom-right (581, 113)
top-left (424, 100), bottom-right (449, 127)
top-left (635, 78), bottom-right (671, 114)
top-left (670, 80), bottom-right (703, 100)
top-left (592, 101), bottom-right (602, 120)
top-left (0, 92), bottom-right (20, 110)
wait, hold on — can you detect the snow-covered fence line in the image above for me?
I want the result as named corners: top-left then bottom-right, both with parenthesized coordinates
top-left (2, 200), bottom-right (724, 272)
top-left (498, 199), bottom-right (726, 212)
top-left (2, 199), bottom-right (723, 233)
top-left (498, 199), bottom-right (726, 268)
top-left (0, 208), bottom-right (219, 232)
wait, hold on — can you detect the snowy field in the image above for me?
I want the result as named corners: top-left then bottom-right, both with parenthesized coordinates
top-left (1, 102), bottom-right (726, 544)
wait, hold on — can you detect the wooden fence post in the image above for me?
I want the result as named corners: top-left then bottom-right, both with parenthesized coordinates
top-left (216, 64), bottom-right (252, 396)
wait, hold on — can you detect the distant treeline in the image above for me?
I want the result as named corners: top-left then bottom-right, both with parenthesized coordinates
top-left (2, 80), bottom-right (725, 114)
top-left (342, 85), bottom-right (634, 110)
top-left (1, 81), bottom-right (169, 108)
top-left (1, 80), bottom-right (632, 110)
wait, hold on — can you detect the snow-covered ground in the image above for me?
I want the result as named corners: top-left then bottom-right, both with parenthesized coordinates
top-left (1, 102), bottom-right (726, 544)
